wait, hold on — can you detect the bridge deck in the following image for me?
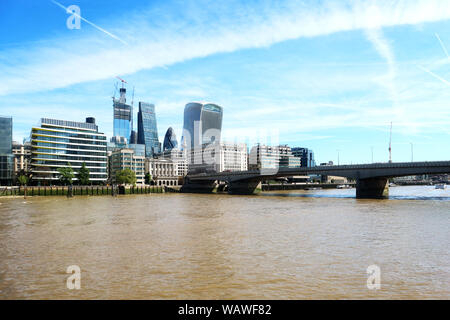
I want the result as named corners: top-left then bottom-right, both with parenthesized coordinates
top-left (187, 161), bottom-right (450, 182)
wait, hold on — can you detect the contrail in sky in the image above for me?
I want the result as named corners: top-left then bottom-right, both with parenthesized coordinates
top-left (51, 0), bottom-right (128, 45)
top-left (418, 65), bottom-right (450, 87)
top-left (435, 33), bottom-right (450, 61)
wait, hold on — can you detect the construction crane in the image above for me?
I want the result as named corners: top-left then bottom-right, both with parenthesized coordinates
top-left (116, 76), bottom-right (127, 88)
top-left (389, 122), bottom-right (393, 163)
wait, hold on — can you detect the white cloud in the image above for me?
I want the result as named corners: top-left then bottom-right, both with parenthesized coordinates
top-left (2, 0), bottom-right (450, 95)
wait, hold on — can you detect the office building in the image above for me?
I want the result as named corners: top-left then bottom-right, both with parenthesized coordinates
top-left (218, 142), bottom-right (248, 172)
top-left (163, 127), bottom-right (178, 151)
top-left (109, 147), bottom-right (145, 185)
top-left (0, 116), bottom-right (14, 185)
top-left (145, 158), bottom-right (179, 186)
top-left (155, 148), bottom-right (188, 177)
top-left (292, 147), bottom-right (316, 167)
top-left (137, 102), bottom-right (160, 157)
top-left (30, 118), bottom-right (108, 184)
top-left (12, 141), bottom-right (31, 173)
top-left (249, 144), bottom-right (300, 170)
top-left (113, 87), bottom-right (133, 143)
top-left (181, 102), bottom-right (223, 151)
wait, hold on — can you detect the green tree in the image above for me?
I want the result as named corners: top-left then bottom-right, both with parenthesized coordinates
top-left (17, 175), bottom-right (28, 186)
top-left (115, 169), bottom-right (136, 185)
top-left (77, 162), bottom-right (90, 185)
top-left (145, 173), bottom-right (152, 185)
top-left (58, 164), bottom-right (75, 185)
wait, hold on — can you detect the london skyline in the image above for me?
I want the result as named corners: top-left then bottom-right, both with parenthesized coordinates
top-left (2, 0), bottom-right (450, 165)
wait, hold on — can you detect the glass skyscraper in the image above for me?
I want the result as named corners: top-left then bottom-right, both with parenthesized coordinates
top-left (0, 116), bottom-right (14, 185)
top-left (137, 102), bottom-right (160, 157)
top-left (30, 118), bottom-right (108, 184)
top-left (181, 102), bottom-right (223, 150)
top-left (163, 127), bottom-right (178, 151)
top-left (0, 116), bottom-right (12, 154)
top-left (113, 88), bottom-right (133, 142)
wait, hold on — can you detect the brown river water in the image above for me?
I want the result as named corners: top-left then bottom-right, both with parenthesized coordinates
top-left (0, 186), bottom-right (449, 299)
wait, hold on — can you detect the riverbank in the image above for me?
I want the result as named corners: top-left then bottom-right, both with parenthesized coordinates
top-left (0, 185), bottom-right (165, 197)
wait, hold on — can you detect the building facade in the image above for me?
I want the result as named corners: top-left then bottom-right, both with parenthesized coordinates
top-left (0, 116), bottom-right (14, 185)
top-left (217, 142), bottom-right (248, 172)
top-left (109, 147), bottom-right (145, 185)
top-left (30, 118), bottom-right (108, 184)
top-left (137, 102), bottom-right (160, 157)
top-left (12, 141), bottom-right (31, 173)
top-left (155, 148), bottom-right (188, 177)
top-left (292, 147), bottom-right (316, 167)
top-left (145, 158), bottom-right (179, 186)
top-left (249, 144), bottom-right (300, 171)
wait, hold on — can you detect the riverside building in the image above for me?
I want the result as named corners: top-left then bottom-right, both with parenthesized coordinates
top-left (292, 147), bottom-right (316, 167)
top-left (248, 144), bottom-right (300, 171)
top-left (30, 118), bottom-right (108, 184)
top-left (12, 141), bottom-right (31, 173)
top-left (109, 146), bottom-right (145, 185)
top-left (0, 116), bottom-right (14, 185)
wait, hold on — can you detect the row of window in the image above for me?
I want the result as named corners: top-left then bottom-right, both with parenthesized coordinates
top-left (33, 154), bottom-right (106, 162)
top-left (32, 135), bottom-right (107, 146)
top-left (32, 160), bottom-right (107, 168)
top-left (34, 141), bottom-right (107, 151)
top-left (34, 129), bottom-right (106, 141)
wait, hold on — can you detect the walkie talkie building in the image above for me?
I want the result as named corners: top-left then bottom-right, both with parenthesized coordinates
top-left (181, 102), bottom-right (223, 150)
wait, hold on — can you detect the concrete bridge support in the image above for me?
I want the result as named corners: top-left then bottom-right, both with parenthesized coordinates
top-left (356, 177), bottom-right (389, 199)
top-left (227, 180), bottom-right (262, 195)
top-left (180, 179), bottom-right (218, 194)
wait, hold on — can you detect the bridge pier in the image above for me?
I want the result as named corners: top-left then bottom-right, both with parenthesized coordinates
top-left (228, 180), bottom-right (262, 195)
top-left (356, 178), bottom-right (389, 199)
top-left (180, 178), bottom-right (218, 194)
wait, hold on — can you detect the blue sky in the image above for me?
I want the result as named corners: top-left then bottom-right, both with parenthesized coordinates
top-left (1, 0), bottom-right (450, 164)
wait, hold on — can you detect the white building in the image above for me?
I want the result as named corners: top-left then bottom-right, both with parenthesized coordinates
top-left (145, 158), bottom-right (179, 186)
top-left (110, 148), bottom-right (145, 185)
top-left (187, 141), bottom-right (248, 173)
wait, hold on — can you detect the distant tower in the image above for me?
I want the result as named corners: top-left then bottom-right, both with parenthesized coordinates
top-left (181, 102), bottom-right (223, 150)
top-left (112, 81), bottom-right (133, 143)
top-left (137, 102), bottom-right (160, 157)
top-left (163, 127), bottom-right (178, 151)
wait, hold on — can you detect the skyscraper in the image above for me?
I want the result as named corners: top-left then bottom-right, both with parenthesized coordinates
top-left (0, 116), bottom-right (14, 185)
top-left (181, 102), bottom-right (223, 150)
top-left (113, 87), bottom-right (132, 143)
top-left (137, 102), bottom-right (160, 157)
top-left (163, 127), bottom-right (178, 151)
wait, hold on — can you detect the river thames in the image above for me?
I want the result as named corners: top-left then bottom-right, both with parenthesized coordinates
top-left (0, 186), bottom-right (449, 299)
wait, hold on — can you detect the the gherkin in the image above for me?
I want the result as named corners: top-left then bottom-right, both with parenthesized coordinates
top-left (163, 127), bottom-right (178, 151)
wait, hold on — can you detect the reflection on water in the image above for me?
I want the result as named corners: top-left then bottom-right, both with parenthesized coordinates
top-left (0, 186), bottom-right (449, 299)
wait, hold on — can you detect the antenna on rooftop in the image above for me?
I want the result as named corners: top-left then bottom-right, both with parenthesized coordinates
top-left (389, 122), bottom-right (393, 163)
